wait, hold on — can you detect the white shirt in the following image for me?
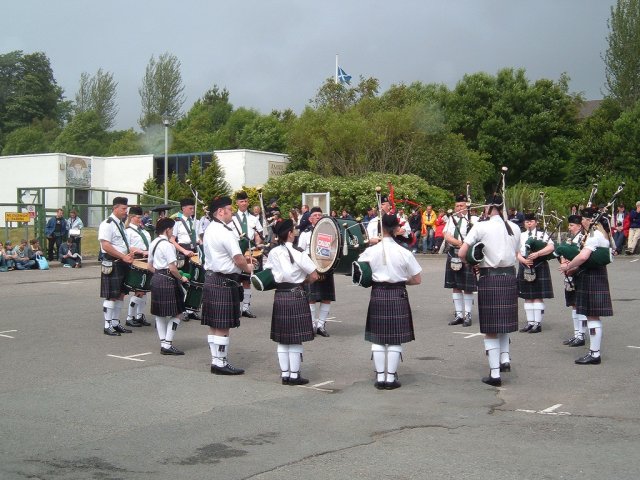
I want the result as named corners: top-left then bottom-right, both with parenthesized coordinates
top-left (358, 237), bottom-right (422, 283)
top-left (519, 228), bottom-right (553, 256)
top-left (203, 219), bottom-right (242, 274)
top-left (173, 213), bottom-right (200, 245)
top-left (98, 213), bottom-right (128, 254)
top-left (584, 228), bottom-right (610, 251)
top-left (444, 215), bottom-right (472, 240)
top-left (230, 210), bottom-right (263, 243)
top-left (148, 235), bottom-right (177, 270)
top-left (198, 215), bottom-right (210, 236)
top-left (366, 216), bottom-right (380, 240)
top-left (127, 225), bottom-right (151, 252)
top-left (463, 215), bottom-right (520, 268)
top-left (297, 228), bottom-right (312, 254)
top-left (264, 242), bottom-right (316, 284)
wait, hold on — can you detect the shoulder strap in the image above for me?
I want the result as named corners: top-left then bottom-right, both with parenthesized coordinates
top-left (151, 238), bottom-right (168, 258)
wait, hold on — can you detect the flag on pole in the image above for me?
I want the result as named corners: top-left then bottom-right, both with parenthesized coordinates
top-left (337, 66), bottom-right (352, 85)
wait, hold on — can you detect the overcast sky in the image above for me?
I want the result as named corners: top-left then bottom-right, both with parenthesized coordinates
top-left (3, 0), bottom-right (615, 130)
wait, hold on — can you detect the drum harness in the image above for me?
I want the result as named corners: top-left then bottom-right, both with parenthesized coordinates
top-left (101, 217), bottom-right (130, 274)
top-left (448, 215), bottom-right (466, 271)
top-left (274, 244), bottom-right (307, 297)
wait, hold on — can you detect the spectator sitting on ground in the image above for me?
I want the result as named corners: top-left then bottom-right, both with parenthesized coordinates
top-left (13, 240), bottom-right (37, 270)
top-left (29, 239), bottom-right (44, 261)
top-left (59, 237), bottom-right (82, 268)
top-left (0, 240), bottom-right (9, 272)
top-left (3, 241), bottom-right (16, 270)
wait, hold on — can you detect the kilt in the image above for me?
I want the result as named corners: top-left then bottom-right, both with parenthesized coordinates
top-left (477, 273), bottom-right (518, 334)
top-left (201, 272), bottom-right (241, 329)
top-left (575, 266), bottom-right (613, 317)
top-left (365, 283), bottom-right (415, 345)
top-left (150, 270), bottom-right (186, 317)
top-left (444, 255), bottom-right (477, 292)
top-left (517, 261), bottom-right (554, 299)
top-left (270, 285), bottom-right (314, 344)
top-left (100, 261), bottom-right (130, 299)
top-left (305, 272), bottom-right (336, 302)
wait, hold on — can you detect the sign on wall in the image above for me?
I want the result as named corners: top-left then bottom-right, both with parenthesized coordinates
top-left (66, 156), bottom-right (91, 187)
top-left (268, 161), bottom-right (287, 178)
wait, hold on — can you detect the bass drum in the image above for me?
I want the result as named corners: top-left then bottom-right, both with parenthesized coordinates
top-left (124, 260), bottom-right (153, 292)
top-left (184, 283), bottom-right (203, 311)
top-left (309, 217), bottom-right (368, 275)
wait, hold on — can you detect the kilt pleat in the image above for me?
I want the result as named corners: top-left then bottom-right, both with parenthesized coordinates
top-left (444, 256), bottom-right (478, 292)
top-left (365, 285), bottom-right (415, 345)
top-left (100, 261), bottom-right (130, 299)
top-left (305, 273), bottom-right (336, 302)
top-left (150, 271), bottom-right (185, 317)
top-left (575, 266), bottom-right (613, 317)
top-left (477, 274), bottom-right (518, 334)
top-left (517, 261), bottom-right (555, 299)
top-left (270, 288), bottom-right (314, 344)
top-left (201, 272), bottom-right (241, 329)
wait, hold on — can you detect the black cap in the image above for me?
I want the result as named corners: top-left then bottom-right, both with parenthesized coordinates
top-left (568, 214), bottom-right (583, 224)
top-left (180, 198), bottom-right (195, 207)
top-left (581, 207), bottom-right (598, 218)
top-left (272, 219), bottom-right (294, 236)
top-left (380, 195), bottom-right (389, 204)
top-left (524, 212), bottom-right (536, 221)
top-left (236, 191), bottom-right (248, 200)
top-left (455, 194), bottom-right (467, 203)
top-left (128, 206), bottom-right (143, 216)
top-left (382, 213), bottom-right (399, 229)
top-left (209, 196), bottom-right (232, 212)
top-left (310, 207), bottom-right (322, 214)
top-left (486, 194), bottom-right (503, 208)
top-left (113, 196), bottom-right (128, 206)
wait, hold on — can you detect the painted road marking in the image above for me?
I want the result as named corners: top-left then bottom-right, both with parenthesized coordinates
top-left (325, 317), bottom-right (342, 323)
top-left (628, 346), bottom-right (640, 349)
top-left (0, 330), bottom-right (17, 339)
top-left (453, 332), bottom-right (484, 339)
top-left (299, 380), bottom-right (335, 392)
top-left (516, 403), bottom-right (571, 416)
top-left (630, 259), bottom-right (639, 263)
top-left (107, 352), bottom-right (153, 362)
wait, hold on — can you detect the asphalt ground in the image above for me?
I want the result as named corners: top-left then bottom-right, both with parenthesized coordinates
top-left (1, 254), bottom-right (639, 480)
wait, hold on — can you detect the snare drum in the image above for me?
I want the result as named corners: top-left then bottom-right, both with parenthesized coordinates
top-left (184, 283), bottom-right (203, 311)
top-left (251, 268), bottom-right (275, 291)
top-left (187, 256), bottom-right (205, 285)
top-left (309, 217), bottom-right (368, 274)
top-left (124, 260), bottom-right (153, 292)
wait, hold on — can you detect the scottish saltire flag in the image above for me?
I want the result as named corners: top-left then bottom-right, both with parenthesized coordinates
top-left (337, 66), bottom-right (352, 85)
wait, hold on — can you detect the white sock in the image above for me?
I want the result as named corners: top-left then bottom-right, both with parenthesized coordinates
top-left (136, 296), bottom-right (147, 318)
top-left (127, 296), bottom-right (140, 319)
top-left (103, 300), bottom-right (114, 328)
top-left (524, 303), bottom-right (535, 325)
top-left (587, 320), bottom-right (603, 357)
top-left (539, 302), bottom-right (545, 323)
top-left (386, 345), bottom-right (402, 382)
top-left (210, 335), bottom-right (229, 367)
top-left (484, 337), bottom-right (500, 378)
top-left (578, 314), bottom-right (587, 336)
top-left (242, 289), bottom-right (252, 311)
top-left (463, 293), bottom-right (474, 314)
top-left (371, 344), bottom-right (386, 381)
top-left (452, 292), bottom-right (463, 316)
top-left (571, 309), bottom-right (580, 336)
top-left (155, 316), bottom-right (169, 341)
top-left (289, 344), bottom-right (303, 378)
top-left (165, 317), bottom-right (181, 342)
top-left (318, 303), bottom-right (331, 328)
top-left (309, 303), bottom-right (317, 325)
top-left (111, 300), bottom-right (123, 326)
top-left (498, 333), bottom-right (510, 364)
top-left (277, 344), bottom-right (290, 377)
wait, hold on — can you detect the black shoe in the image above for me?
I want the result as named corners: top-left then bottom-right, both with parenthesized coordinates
top-left (448, 315), bottom-right (464, 326)
top-left (241, 309), bottom-right (257, 318)
top-left (211, 363), bottom-right (245, 375)
top-left (103, 326), bottom-right (120, 336)
top-left (160, 345), bottom-right (185, 355)
top-left (568, 336), bottom-right (586, 347)
top-left (137, 314), bottom-right (151, 326)
top-left (562, 336), bottom-right (576, 345)
top-left (187, 311), bottom-right (200, 320)
top-left (528, 323), bottom-right (542, 334)
top-left (316, 326), bottom-right (330, 337)
top-left (374, 381), bottom-right (386, 390)
top-left (462, 313), bottom-right (472, 327)
top-left (519, 324), bottom-right (534, 332)
top-left (281, 377), bottom-right (290, 385)
top-left (481, 376), bottom-right (502, 386)
top-left (385, 379), bottom-right (402, 390)
top-left (500, 362), bottom-right (511, 372)
top-left (288, 376), bottom-right (309, 385)
top-left (182, 312), bottom-right (190, 322)
top-left (112, 324), bottom-right (132, 333)
top-left (125, 318), bottom-right (143, 327)
top-left (575, 352), bottom-right (601, 365)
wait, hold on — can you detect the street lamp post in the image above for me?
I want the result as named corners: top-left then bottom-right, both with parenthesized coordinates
top-left (163, 119), bottom-right (170, 204)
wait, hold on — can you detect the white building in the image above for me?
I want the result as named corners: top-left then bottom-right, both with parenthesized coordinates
top-left (0, 149), bottom-right (288, 226)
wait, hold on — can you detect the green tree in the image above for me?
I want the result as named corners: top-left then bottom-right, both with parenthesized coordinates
top-left (75, 68), bottom-right (118, 130)
top-left (237, 113), bottom-right (287, 152)
top-left (105, 129), bottom-right (142, 156)
top-left (138, 52), bottom-right (185, 129)
top-left (604, 0), bottom-right (640, 109)
top-left (1, 118), bottom-right (60, 155)
top-left (52, 110), bottom-right (108, 155)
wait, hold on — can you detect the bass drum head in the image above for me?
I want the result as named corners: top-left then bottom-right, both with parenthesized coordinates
top-left (309, 217), bottom-right (340, 273)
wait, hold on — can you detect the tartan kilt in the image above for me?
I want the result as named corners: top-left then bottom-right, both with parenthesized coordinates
top-left (100, 261), bottom-right (130, 299)
top-left (305, 272), bottom-right (336, 302)
top-left (150, 270), bottom-right (186, 317)
top-left (517, 261), bottom-right (554, 299)
top-left (575, 266), bottom-right (613, 317)
top-left (270, 287), bottom-right (315, 344)
top-left (444, 256), bottom-right (478, 292)
top-left (477, 274), bottom-right (519, 334)
top-left (201, 272), bottom-right (241, 329)
top-left (365, 284), bottom-right (415, 345)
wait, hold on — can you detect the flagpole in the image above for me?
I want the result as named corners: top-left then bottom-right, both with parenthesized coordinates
top-left (335, 54), bottom-right (339, 84)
